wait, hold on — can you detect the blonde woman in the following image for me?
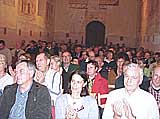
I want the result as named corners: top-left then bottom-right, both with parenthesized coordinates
top-left (45, 55), bottom-right (62, 105)
top-left (0, 54), bottom-right (14, 96)
top-left (45, 55), bottom-right (63, 119)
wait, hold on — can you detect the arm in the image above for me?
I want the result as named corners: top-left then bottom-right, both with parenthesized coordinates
top-left (33, 86), bottom-right (52, 119)
top-left (102, 94), bottom-right (117, 119)
top-left (88, 98), bottom-right (99, 119)
top-left (51, 72), bottom-right (62, 95)
top-left (123, 99), bottom-right (136, 119)
top-left (147, 96), bottom-right (159, 119)
top-left (49, 72), bottom-right (62, 105)
top-left (0, 86), bottom-right (15, 119)
top-left (55, 95), bottom-right (66, 119)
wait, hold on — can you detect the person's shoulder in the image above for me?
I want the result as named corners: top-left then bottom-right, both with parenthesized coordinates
top-left (56, 94), bottom-right (69, 102)
top-left (70, 63), bottom-right (79, 68)
top-left (4, 47), bottom-right (11, 52)
top-left (32, 81), bottom-right (48, 90)
top-left (139, 88), bottom-right (155, 99)
top-left (96, 73), bottom-right (108, 82)
top-left (109, 88), bottom-right (124, 96)
top-left (3, 83), bottom-right (17, 92)
top-left (83, 96), bottom-right (97, 103)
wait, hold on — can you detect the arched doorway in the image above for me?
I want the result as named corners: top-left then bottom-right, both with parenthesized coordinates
top-left (85, 21), bottom-right (105, 47)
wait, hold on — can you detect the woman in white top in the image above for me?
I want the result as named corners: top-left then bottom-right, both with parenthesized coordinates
top-left (55, 70), bottom-right (99, 119)
top-left (0, 54), bottom-right (14, 96)
top-left (45, 55), bottom-right (62, 105)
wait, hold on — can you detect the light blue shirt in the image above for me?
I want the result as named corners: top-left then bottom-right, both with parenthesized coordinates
top-left (55, 94), bottom-right (99, 119)
top-left (8, 87), bottom-right (30, 119)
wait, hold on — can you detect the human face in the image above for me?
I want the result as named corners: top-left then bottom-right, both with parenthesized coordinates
top-left (0, 60), bottom-right (6, 72)
top-left (72, 59), bottom-right (79, 65)
top-left (71, 74), bottom-right (84, 94)
top-left (62, 52), bottom-right (72, 65)
top-left (107, 52), bottom-right (113, 60)
top-left (0, 43), bottom-right (5, 50)
top-left (124, 68), bottom-right (141, 95)
top-left (50, 59), bottom-right (59, 71)
top-left (36, 53), bottom-right (48, 72)
top-left (152, 67), bottom-right (160, 88)
top-left (126, 51), bottom-right (132, 60)
top-left (15, 62), bottom-right (32, 86)
top-left (144, 52), bottom-right (151, 59)
top-left (95, 57), bottom-right (103, 68)
top-left (81, 51), bottom-right (88, 60)
top-left (88, 51), bottom-right (95, 60)
top-left (117, 58), bottom-right (125, 68)
top-left (87, 63), bottom-right (97, 77)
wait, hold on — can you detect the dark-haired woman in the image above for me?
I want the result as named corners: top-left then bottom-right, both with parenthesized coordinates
top-left (55, 70), bottom-right (99, 119)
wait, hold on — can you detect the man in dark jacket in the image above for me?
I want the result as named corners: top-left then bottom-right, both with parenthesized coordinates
top-left (61, 51), bottom-right (79, 93)
top-left (0, 60), bottom-right (52, 119)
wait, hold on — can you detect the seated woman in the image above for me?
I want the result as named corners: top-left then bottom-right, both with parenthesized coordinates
top-left (0, 54), bottom-right (14, 102)
top-left (55, 70), bottom-right (99, 119)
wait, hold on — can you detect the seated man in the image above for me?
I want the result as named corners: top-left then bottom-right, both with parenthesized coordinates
top-left (86, 60), bottom-right (109, 118)
top-left (0, 60), bottom-right (52, 119)
top-left (103, 63), bottom-right (159, 119)
top-left (143, 66), bottom-right (160, 113)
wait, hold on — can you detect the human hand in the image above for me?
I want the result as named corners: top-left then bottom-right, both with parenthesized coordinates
top-left (35, 70), bottom-right (45, 83)
top-left (112, 101), bottom-right (123, 119)
top-left (65, 105), bottom-right (77, 119)
top-left (8, 66), bottom-right (16, 82)
top-left (123, 99), bottom-right (136, 119)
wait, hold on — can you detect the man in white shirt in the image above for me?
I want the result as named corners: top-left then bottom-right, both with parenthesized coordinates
top-left (34, 52), bottom-right (50, 84)
top-left (102, 63), bottom-right (159, 119)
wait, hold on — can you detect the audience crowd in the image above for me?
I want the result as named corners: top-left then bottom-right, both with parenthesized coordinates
top-left (0, 39), bottom-right (159, 119)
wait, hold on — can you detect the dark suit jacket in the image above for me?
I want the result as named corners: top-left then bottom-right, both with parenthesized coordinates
top-left (62, 63), bottom-right (79, 92)
top-left (0, 81), bottom-right (52, 119)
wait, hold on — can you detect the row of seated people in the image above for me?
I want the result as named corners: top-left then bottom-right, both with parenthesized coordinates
top-left (1, 39), bottom-right (160, 80)
top-left (0, 50), bottom-right (159, 118)
top-left (0, 39), bottom-right (159, 118)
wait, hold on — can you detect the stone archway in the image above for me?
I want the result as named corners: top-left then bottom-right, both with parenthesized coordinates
top-left (85, 21), bottom-right (105, 47)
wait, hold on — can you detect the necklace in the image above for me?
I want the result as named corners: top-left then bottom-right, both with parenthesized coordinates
top-left (72, 98), bottom-right (81, 105)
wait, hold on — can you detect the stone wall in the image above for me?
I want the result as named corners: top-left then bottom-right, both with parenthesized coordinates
top-left (141, 0), bottom-right (160, 51)
top-left (54, 0), bottom-right (139, 47)
top-left (0, 0), bottom-right (55, 47)
top-left (1, 0), bottom-right (160, 51)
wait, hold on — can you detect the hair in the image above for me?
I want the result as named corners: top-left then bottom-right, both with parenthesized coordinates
top-left (107, 50), bottom-right (115, 58)
top-left (36, 52), bottom-right (50, 59)
top-left (123, 63), bottom-right (143, 83)
top-left (116, 52), bottom-right (130, 62)
top-left (62, 51), bottom-right (72, 56)
top-left (86, 60), bottom-right (99, 69)
top-left (0, 40), bottom-right (5, 45)
top-left (18, 53), bottom-right (31, 60)
top-left (16, 60), bottom-right (36, 78)
top-left (50, 55), bottom-right (61, 66)
top-left (65, 70), bottom-right (89, 97)
top-left (155, 52), bottom-right (160, 57)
